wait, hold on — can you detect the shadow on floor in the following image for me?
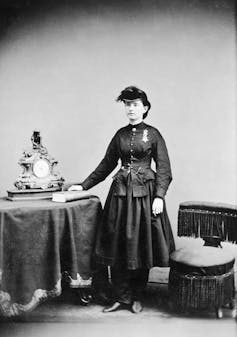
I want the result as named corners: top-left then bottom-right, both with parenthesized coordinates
top-left (0, 283), bottom-right (236, 323)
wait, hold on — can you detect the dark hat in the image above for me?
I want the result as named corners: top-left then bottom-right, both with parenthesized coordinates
top-left (116, 86), bottom-right (149, 105)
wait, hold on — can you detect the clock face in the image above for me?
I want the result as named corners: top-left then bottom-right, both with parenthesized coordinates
top-left (33, 159), bottom-right (50, 178)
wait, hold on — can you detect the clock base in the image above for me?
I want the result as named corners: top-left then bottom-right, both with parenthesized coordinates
top-left (7, 188), bottom-right (62, 201)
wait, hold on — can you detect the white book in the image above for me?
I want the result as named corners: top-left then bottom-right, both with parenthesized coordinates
top-left (52, 190), bottom-right (92, 203)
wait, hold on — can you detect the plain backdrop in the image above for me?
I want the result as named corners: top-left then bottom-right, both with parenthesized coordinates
top-left (0, 0), bottom-right (236, 243)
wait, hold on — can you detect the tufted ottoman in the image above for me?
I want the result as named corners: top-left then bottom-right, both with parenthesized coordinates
top-left (169, 246), bottom-right (235, 318)
top-left (169, 201), bottom-right (237, 318)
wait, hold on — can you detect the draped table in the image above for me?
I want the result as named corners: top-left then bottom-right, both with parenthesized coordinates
top-left (0, 196), bottom-right (102, 317)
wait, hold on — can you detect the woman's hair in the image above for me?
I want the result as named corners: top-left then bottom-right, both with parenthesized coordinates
top-left (116, 86), bottom-right (151, 119)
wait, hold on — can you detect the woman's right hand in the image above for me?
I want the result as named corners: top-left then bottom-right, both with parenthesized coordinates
top-left (68, 184), bottom-right (83, 191)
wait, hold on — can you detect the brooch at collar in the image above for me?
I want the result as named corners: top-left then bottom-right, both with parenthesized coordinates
top-left (142, 129), bottom-right (149, 143)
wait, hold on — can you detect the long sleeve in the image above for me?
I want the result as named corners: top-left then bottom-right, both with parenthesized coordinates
top-left (81, 133), bottom-right (119, 190)
top-left (152, 131), bottom-right (172, 198)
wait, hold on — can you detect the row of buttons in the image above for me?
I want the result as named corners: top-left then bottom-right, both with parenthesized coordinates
top-left (130, 128), bottom-right (136, 163)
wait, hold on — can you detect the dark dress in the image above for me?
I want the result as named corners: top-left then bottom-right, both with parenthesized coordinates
top-left (81, 121), bottom-right (175, 272)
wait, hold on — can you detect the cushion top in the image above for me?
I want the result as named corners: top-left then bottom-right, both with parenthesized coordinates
top-left (179, 201), bottom-right (237, 213)
top-left (170, 246), bottom-right (235, 267)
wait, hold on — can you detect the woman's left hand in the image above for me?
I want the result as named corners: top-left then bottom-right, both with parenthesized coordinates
top-left (152, 197), bottom-right (164, 216)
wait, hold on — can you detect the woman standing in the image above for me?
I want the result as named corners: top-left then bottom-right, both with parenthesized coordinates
top-left (68, 86), bottom-right (175, 313)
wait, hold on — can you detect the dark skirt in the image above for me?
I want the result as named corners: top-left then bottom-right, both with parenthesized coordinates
top-left (94, 178), bottom-right (175, 270)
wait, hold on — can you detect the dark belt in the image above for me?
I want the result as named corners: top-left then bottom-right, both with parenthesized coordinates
top-left (121, 163), bottom-right (150, 174)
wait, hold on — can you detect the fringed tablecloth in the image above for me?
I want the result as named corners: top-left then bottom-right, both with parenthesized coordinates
top-left (178, 201), bottom-right (237, 243)
top-left (0, 197), bottom-right (102, 317)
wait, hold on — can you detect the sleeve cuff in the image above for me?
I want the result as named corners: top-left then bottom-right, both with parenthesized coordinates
top-left (155, 188), bottom-right (166, 199)
top-left (81, 181), bottom-right (90, 190)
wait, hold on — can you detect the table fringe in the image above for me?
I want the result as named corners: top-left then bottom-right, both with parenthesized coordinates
top-left (0, 279), bottom-right (61, 317)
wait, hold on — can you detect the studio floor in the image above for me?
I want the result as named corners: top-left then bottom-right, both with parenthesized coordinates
top-left (0, 282), bottom-right (236, 337)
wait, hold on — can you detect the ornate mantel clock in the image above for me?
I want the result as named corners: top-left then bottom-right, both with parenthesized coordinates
top-left (7, 130), bottom-right (64, 200)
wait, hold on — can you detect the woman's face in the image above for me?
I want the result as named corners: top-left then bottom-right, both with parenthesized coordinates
top-left (124, 99), bottom-right (148, 124)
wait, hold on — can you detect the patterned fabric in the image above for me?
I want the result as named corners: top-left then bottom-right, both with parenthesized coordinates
top-left (0, 279), bottom-right (61, 317)
top-left (0, 197), bottom-right (102, 316)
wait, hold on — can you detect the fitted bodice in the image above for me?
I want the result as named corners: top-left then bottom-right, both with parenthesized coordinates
top-left (81, 122), bottom-right (172, 199)
top-left (119, 124), bottom-right (153, 168)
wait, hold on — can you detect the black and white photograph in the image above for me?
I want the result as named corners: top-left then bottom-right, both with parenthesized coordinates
top-left (0, 1), bottom-right (236, 336)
